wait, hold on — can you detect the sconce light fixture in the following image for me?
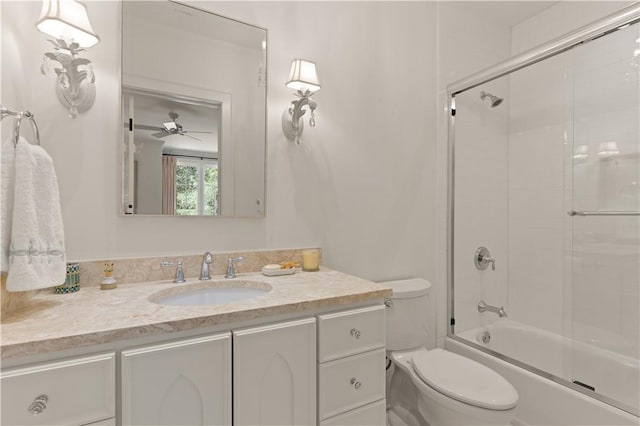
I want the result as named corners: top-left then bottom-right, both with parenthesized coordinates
top-left (598, 141), bottom-right (620, 158)
top-left (572, 144), bottom-right (589, 160)
top-left (282, 59), bottom-right (320, 144)
top-left (36, 0), bottom-right (100, 119)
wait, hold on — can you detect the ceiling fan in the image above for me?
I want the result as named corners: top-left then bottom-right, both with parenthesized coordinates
top-left (134, 112), bottom-right (212, 141)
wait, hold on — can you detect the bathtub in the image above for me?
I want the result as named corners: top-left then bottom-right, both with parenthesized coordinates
top-left (447, 319), bottom-right (639, 425)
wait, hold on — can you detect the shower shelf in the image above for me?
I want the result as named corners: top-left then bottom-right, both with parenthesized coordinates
top-left (568, 210), bottom-right (640, 216)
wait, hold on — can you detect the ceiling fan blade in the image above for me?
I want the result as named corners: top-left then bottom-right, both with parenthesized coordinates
top-left (151, 131), bottom-right (170, 138)
top-left (135, 124), bottom-right (164, 131)
top-left (183, 133), bottom-right (202, 141)
top-left (184, 130), bottom-right (213, 134)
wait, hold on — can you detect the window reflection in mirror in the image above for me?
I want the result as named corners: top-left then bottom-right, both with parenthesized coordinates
top-left (121, 1), bottom-right (267, 217)
top-left (123, 88), bottom-right (222, 215)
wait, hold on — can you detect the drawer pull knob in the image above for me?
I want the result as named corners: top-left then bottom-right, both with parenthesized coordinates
top-left (350, 328), bottom-right (361, 339)
top-left (350, 377), bottom-right (362, 389)
top-left (28, 394), bottom-right (48, 415)
top-left (384, 299), bottom-right (393, 308)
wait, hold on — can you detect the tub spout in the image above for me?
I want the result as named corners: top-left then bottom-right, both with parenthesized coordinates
top-left (478, 300), bottom-right (507, 318)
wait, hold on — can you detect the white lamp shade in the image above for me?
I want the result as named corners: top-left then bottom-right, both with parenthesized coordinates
top-left (36, 0), bottom-right (100, 48)
top-left (286, 59), bottom-right (320, 92)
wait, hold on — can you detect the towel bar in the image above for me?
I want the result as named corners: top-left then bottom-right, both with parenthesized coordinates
top-left (568, 210), bottom-right (640, 216)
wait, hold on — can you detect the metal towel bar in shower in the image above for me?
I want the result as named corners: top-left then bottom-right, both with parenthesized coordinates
top-left (568, 210), bottom-right (640, 216)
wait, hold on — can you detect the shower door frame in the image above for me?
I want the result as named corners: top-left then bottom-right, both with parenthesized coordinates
top-left (445, 3), bottom-right (640, 416)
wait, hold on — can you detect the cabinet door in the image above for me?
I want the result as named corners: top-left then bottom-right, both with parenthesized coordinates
top-left (233, 317), bottom-right (316, 426)
top-left (1, 352), bottom-right (115, 426)
top-left (121, 332), bottom-right (231, 426)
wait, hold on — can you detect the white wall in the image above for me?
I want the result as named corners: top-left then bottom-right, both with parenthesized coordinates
top-left (1, 2), bottom-right (439, 289)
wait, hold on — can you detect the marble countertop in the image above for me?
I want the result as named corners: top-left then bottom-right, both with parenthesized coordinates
top-left (1, 268), bottom-right (391, 360)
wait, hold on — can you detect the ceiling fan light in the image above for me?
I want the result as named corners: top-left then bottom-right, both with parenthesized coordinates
top-left (164, 121), bottom-right (178, 131)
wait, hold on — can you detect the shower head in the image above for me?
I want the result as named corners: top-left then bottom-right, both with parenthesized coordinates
top-left (480, 91), bottom-right (503, 108)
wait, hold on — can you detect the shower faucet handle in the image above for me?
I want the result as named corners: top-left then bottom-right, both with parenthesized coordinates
top-left (474, 247), bottom-right (495, 271)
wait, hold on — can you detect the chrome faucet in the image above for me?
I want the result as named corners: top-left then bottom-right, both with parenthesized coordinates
top-left (160, 260), bottom-right (185, 283)
top-left (478, 300), bottom-right (507, 318)
top-left (200, 251), bottom-right (213, 280)
top-left (225, 256), bottom-right (245, 279)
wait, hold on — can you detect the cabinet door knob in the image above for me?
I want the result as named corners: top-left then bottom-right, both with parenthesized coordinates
top-left (350, 377), bottom-right (362, 389)
top-left (28, 394), bottom-right (48, 415)
top-left (350, 328), bottom-right (361, 339)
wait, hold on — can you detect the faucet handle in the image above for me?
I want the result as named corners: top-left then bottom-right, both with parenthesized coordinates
top-left (225, 256), bottom-right (245, 279)
top-left (161, 260), bottom-right (186, 283)
top-left (474, 247), bottom-right (495, 271)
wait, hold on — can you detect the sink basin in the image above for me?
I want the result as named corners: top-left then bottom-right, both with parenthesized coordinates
top-left (150, 281), bottom-right (272, 306)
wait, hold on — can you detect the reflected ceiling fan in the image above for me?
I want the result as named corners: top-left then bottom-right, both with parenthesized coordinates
top-left (135, 112), bottom-right (212, 141)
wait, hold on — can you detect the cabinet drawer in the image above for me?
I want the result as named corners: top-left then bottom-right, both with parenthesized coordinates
top-left (1, 352), bottom-right (115, 426)
top-left (318, 305), bottom-right (385, 362)
top-left (320, 399), bottom-right (386, 426)
top-left (318, 348), bottom-right (386, 420)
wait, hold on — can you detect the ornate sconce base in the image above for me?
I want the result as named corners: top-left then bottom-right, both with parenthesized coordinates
top-left (282, 109), bottom-right (304, 144)
top-left (41, 39), bottom-right (96, 119)
top-left (55, 78), bottom-right (96, 118)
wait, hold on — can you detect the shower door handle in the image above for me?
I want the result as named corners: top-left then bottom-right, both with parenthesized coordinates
top-left (568, 210), bottom-right (640, 216)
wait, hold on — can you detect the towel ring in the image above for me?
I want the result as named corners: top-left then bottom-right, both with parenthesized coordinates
top-left (13, 111), bottom-right (41, 147)
top-left (1, 106), bottom-right (41, 147)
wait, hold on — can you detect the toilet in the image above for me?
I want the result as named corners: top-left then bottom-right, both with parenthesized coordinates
top-left (382, 278), bottom-right (518, 425)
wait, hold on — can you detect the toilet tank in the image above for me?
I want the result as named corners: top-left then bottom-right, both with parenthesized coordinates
top-left (381, 278), bottom-right (432, 351)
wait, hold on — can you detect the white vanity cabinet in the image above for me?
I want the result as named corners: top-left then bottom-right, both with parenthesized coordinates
top-left (121, 332), bottom-right (232, 426)
top-left (0, 352), bottom-right (116, 426)
top-left (317, 305), bottom-right (386, 425)
top-left (233, 317), bottom-right (317, 426)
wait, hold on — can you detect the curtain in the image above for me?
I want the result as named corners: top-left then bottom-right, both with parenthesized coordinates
top-left (162, 155), bottom-right (177, 215)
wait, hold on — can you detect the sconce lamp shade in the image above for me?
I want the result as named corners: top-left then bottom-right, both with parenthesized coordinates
top-left (286, 59), bottom-right (320, 93)
top-left (36, 0), bottom-right (100, 48)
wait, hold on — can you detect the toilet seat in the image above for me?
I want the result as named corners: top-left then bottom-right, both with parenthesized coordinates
top-left (410, 348), bottom-right (518, 410)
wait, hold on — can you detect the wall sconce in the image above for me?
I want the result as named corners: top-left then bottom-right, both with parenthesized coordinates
top-left (36, 0), bottom-right (100, 119)
top-left (282, 59), bottom-right (320, 144)
top-left (572, 144), bottom-right (589, 160)
top-left (598, 141), bottom-right (620, 159)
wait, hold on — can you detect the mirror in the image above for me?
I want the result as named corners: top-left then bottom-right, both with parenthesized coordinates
top-left (121, 1), bottom-right (267, 217)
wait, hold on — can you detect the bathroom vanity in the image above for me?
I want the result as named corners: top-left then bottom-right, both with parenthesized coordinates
top-left (1, 269), bottom-right (391, 426)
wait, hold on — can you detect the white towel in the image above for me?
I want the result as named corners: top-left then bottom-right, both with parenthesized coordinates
top-left (1, 138), bottom-right (17, 272)
top-left (3, 136), bottom-right (66, 291)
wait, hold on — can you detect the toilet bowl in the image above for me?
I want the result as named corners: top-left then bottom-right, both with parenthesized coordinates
top-left (382, 279), bottom-right (518, 425)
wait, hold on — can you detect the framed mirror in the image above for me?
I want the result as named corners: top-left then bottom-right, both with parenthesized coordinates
top-left (121, 1), bottom-right (267, 217)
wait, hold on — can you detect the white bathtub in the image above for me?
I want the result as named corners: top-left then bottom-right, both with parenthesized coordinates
top-left (448, 320), bottom-right (639, 425)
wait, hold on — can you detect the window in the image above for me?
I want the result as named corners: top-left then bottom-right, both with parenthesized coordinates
top-left (175, 158), bottom-right (219, 215)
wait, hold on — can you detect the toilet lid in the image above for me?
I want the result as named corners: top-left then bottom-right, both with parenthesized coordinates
top-left (411, 349), bottom-right (518, 410)
top-left (381, 278), bottom-right (431, 298)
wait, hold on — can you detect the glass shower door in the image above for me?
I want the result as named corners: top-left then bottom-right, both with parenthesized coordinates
top-left (569, 21), bottom-right (640, 416)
